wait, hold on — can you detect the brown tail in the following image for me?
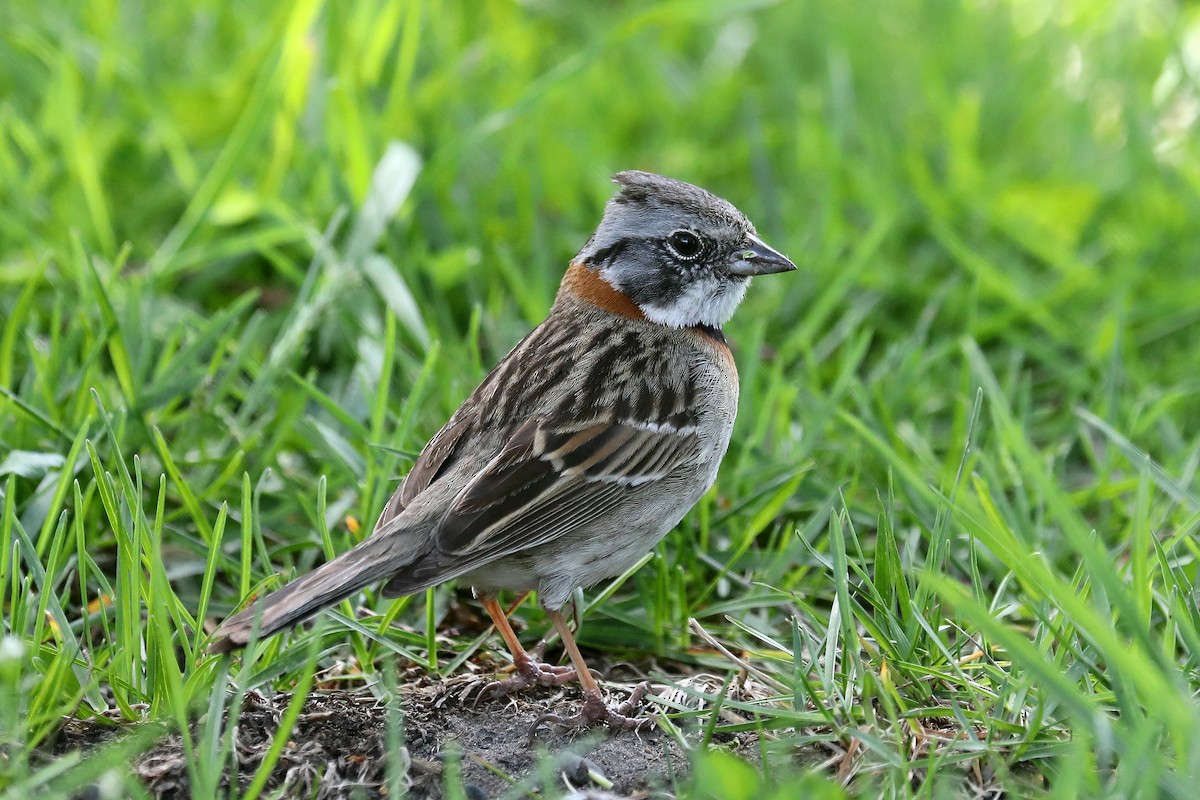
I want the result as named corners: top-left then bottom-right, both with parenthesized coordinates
top-left (208, 533), bottom-right (411, 654)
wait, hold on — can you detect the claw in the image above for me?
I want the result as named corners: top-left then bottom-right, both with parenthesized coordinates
top-left (476, 655), bottom-right (580, 704)
top-left (614, 681), bottom-right (651, 717)
top-left (527, 639), bottom-right (605, 681)
top-left (526, 641), bottom-right (601, 681)
top-left (528, 682), bottom-right (655, 741)
top-left (465, 677), bottom-right (498, 707)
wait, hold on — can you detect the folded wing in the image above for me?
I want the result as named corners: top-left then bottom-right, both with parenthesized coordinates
top-left (439, 415), bottom-right (698, 555)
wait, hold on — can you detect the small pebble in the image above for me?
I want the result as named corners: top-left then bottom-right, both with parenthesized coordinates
top-left (558, 752), bottom-right (606, 786)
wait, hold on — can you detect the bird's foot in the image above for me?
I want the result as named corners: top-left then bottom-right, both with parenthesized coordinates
top-left (529, 682), bottom-right (655, 739)
top-left (496, 658), bottom-right (579, 693)
top-left (475, 654), bottom-right (589, 703)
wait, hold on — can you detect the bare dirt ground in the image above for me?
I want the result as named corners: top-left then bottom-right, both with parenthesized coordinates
top-left (49, 671), bottom-right (767, 799)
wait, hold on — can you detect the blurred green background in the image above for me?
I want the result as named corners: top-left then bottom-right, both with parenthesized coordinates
top-left (6, 0), bottom-right (1199, 358)
top-left (3, 0), bottom-right (1200, 796)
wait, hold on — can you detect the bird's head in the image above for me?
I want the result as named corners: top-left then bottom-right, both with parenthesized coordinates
top-left (574, 170), bottom-right (795, 329)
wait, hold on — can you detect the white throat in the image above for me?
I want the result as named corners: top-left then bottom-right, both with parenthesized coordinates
top-left (604, 269), bottom-right (749, 329)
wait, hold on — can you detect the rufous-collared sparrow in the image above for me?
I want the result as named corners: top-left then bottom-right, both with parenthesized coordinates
top-left (210, 170), bottom-right (794, 731)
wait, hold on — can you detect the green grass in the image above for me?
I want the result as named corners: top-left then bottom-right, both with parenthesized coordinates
top-left (3, 0), bottom-right (1200, 796)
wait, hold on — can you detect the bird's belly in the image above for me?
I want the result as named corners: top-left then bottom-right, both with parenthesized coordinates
top-left (461, 459), bottom-right (722, 609)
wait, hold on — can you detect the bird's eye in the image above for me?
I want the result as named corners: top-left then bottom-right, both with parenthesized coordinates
top-left (666, 230), bottom-right (703, 260)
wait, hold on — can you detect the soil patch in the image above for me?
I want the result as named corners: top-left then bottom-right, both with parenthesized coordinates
top-left (49, 673), bottom-right (764, 798)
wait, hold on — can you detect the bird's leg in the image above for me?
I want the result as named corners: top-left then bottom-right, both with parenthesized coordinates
top-left (530, 610), bottom-right (654, 735)
top-left (478, 597), bottom-right (578, 698)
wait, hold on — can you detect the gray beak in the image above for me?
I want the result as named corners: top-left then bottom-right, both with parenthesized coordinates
top-left (727, 234), bottom-right (796, 277)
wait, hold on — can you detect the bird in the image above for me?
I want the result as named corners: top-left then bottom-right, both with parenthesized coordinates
top-left (209, 170), bottom-right (795, 731)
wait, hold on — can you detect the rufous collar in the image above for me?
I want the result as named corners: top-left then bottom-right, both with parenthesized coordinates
top-left (560, 262), bottom-right (645, 320)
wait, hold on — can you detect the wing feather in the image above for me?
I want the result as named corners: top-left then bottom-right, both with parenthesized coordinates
top-left (373, 410), bottom-right (475, 535)
top-left (434, 416), bottom-right (698, 558)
